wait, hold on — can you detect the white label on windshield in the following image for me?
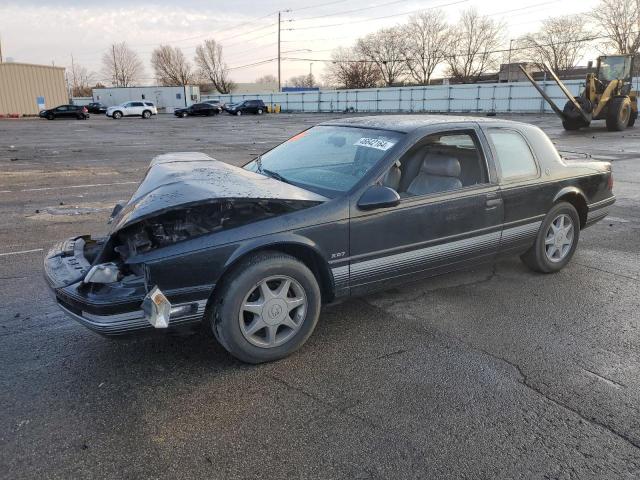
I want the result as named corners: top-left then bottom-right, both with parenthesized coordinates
top-left (354, 137), bottom-right (395, 151)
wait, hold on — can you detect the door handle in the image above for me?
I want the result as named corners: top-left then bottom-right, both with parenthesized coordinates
top-left (486, 198), bottom-right (503, 208)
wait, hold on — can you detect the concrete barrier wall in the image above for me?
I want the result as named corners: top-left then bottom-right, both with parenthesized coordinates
top-left (203, 77), bottom-right (640, 114)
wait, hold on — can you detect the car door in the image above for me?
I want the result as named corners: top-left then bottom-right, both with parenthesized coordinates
top-left (481, 127), bottom-right (546, 255)
top-left (348, 126), bottom-right (503, 294)
top-left (130, 102), bottom-right (145, 116)
top-left (55, 106), bottom-right (69, 118)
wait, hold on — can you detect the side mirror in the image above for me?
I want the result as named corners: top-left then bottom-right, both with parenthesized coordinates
top-left (357, 185), bottom-right (401, 210)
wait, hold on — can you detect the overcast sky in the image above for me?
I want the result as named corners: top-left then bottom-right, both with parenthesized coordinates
top-left (0, 0), bottom-right (601, 86)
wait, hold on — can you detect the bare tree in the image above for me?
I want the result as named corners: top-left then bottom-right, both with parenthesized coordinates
top-left (151, 45), bottom-right (194, 86)
top-left (256, 74), bottom-right (277, 84)
top-left (323, 47), bottom-right (381, 89)
top-left (288, 73), bottom-right (316, 88)
top-left (68, 62), bottom-right (96, 97)
top-left (195, 39), bottom-right (236, 94)
top-left (356, 27), bottom-right (407, 86)
top-left (403, 10), bottom-right (452, 85)
top-left (592, 0), bottom-right (640, 54)
top-left (517, 15), bottom-right (589, 72)
top-left (101, 42), bottom-right (144, 87)
top-left (446, 9), bottom-right (504, 83)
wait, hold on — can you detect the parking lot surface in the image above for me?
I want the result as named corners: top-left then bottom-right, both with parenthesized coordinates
top-left (1, 112), bottom-right (639, 479)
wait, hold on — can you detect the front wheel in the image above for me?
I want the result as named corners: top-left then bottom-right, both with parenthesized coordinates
top-left (606, 96), bottom-right (631, 131)
top-left (112, 111), bottom-right (122, 120)
top-left (209, 251), bottom-right (321, 364)
top-left (236, 110), bottom-right (242, 116)
top-left (46, 113), bottom-right (55, 120)
top-left (520, 202), bottom-right (580, 273)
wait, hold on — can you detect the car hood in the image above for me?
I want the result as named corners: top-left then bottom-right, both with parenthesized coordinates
top-left (109, 152), bottom-right (327, 232)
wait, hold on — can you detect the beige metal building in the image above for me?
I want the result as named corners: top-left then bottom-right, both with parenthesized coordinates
top-left (0, 62), bottom-right (67, 115)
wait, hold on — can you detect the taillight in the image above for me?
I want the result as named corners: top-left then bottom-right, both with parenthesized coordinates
top-left (83, 107), bottom-right (88, 113)
top-left (607, 173), bottom-right (614, 191)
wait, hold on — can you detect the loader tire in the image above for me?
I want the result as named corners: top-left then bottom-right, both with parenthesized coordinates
top-left (628, 110), bottom-right (637, 127)
top-left (606, 96), bottom-right (631, 131)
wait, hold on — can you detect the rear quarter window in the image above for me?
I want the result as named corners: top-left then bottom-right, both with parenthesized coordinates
top-left (487, 129), bottom-right (538, 181)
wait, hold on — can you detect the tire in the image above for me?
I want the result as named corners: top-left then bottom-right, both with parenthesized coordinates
top-left (46, 113), bottom-right (54, 120)
top-left (181, 112), bottom-right (188, 118)
top-left (209, 251), bottom-right (321, 364)
top-left (76, 113), bottom-right (84, 120)
top-left (606, 96), bottom-right (631, 131)
top-left (142, 110), bottom-right (152, 119)
top-left (520, 202), bottom-right (580, 273)
top-left (628, 110), bottom-right (637, 127)
top-left (257, 108), bottom-right (263, 115)
top-left (562, 97), bottom-right (591, 131)
top-left (236, 110), bottom-right (242, 116)
top-left (112, 111), bottom-right (122, 120)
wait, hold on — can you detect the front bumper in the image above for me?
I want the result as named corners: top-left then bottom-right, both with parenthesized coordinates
top-left (44, 236), bottom-right (208, 336)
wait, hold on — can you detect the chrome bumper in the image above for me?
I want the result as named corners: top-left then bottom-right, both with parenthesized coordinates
top-left (58, 299), bottom-right (207, 336)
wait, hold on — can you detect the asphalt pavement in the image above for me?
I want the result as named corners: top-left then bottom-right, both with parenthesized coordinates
top-left (1, 112), bottom-right (639, 479)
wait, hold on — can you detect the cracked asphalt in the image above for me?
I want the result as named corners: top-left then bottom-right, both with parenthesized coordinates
top-left (1, 113), bottom-right (639, 479)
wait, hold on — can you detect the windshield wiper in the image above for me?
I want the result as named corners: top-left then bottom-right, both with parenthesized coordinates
top-left (261, 168), bottom-right (292, 185)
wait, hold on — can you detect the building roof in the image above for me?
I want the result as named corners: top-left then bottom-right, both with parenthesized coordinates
top-left (0, 61), bottom-right (65, 70)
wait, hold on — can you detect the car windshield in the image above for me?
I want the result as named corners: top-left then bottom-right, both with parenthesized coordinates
top-left (244, 125), bottom-right (403, 197)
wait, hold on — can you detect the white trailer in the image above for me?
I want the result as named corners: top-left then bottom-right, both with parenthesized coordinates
top-left (92, 86), bottom-right (200, 112)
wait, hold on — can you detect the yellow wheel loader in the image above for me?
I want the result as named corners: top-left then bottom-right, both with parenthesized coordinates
top-left (520, 55), bottom-right (638, 131)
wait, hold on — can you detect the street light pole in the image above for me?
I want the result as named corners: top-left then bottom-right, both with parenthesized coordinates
top-left (278, 11), bottom-right (281, 92)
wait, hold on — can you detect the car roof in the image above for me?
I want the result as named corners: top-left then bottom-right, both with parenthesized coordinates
top-left (319, 115), bottom-right (524, 133)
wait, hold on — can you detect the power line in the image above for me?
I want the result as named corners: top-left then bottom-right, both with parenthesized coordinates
top-left (286, 0), bottom-right (469, 30)
top-left (289, 0), bottom-right (352, 12)
top-left (280, 30), bottom-right (640, 64)
top-left (290, 0), bottom-right (411, 22)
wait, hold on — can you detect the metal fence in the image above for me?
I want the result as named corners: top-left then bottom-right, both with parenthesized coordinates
top-left (203, 77), bottom-right (640, 114)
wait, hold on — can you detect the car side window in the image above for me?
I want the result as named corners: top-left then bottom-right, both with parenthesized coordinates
top-left (132, 102), bottom-right (144, 107)
top-left (487, 129), bottom-right (538, 181)
top-left (392, 130), bottom-right (488, 197)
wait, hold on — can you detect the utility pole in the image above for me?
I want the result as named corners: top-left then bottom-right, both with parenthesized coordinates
top-left (277, 10), bottom-right (291, 92)
top-left (278, 11), bottom-right (281, 92)
top-left (0, 34), bottom-right (3, 63)
top-left (70, 53), bottom-right (76, 97)
top-left (506, 39), bottom-right (514, 82)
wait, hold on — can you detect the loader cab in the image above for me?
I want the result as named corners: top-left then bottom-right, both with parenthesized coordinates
top-left (596, 55), bottom-right (633, 85)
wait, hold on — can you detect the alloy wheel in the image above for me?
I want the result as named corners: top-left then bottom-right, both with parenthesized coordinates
top-left (238, 275), bottom-right (307, 348)
top-left (544, 214), bottom-right (574, 262)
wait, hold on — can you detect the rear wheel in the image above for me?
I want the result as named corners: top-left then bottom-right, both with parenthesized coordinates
top-left (520, 202), bottom-right (580, 273)
top-left (209, 251), bottom-right (321, 364)
top-left (76, 113), bottom-right (84, 120)
top-left (628, 109), bottom-right (637, 127)
top-left (606, 96), bottom-right (631, 131)
top-left (257, 108), bottom-right (263, 115)
top-left (142, 110), bottom-right (152, 119)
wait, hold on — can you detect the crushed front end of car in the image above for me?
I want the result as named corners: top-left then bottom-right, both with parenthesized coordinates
top-left (43, 152), bottom-right (326, 336)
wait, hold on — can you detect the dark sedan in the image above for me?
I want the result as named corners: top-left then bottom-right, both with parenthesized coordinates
top-left (39, 104), bottom-right (89, 120)
top-left (86, 102), bottom-right (108, 114)
top-left (174, 103), bottom-right (220, 118)
top-left (44, 116), bottom-right (614, 363)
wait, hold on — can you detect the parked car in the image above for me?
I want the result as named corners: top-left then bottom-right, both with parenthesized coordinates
top-left (174, 103), bottom-right (220, 118)
top-left (106, 101), bottom-right (157, 119)
top-left (224, 99), bottom-right (266, 116)
top-left (44, 116), bottom-right (615, 363)
top-left (39, 104), bottom-right (89, 120)
top-left (86, 102), bottom-right (108, 114)
top-left (202, 100), bottom-right (224, 112)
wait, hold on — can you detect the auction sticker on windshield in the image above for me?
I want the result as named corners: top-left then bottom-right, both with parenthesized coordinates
top-left (354, 137), bottom-right (396, 151)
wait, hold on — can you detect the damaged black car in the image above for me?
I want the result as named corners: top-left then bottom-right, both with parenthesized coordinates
top-left (44, 116), bottom-right (615, 363)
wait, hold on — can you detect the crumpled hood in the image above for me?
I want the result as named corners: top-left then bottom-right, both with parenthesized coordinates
top-left (110, 152), bottom-right (327, 232)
